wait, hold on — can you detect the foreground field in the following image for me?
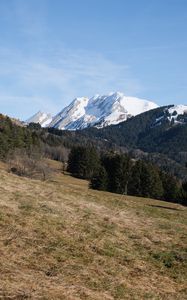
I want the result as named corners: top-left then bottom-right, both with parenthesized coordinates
top-left (0, 161), bottom-right (186, 299)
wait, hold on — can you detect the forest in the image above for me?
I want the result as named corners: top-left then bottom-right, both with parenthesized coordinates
top-left (67, 146), bottom-right (187, 206)
top-left (0, 114), bottom-right (186, 205)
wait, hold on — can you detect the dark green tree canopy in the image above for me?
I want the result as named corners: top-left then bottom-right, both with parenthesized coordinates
top-left (67, 146), bottom-right (100, 179)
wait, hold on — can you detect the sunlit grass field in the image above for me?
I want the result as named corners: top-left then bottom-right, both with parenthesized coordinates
top-left (0, 160), bottom-right (186, 299)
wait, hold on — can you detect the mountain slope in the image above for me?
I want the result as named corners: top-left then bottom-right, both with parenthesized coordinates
top-left (49, 92), bottom-right (158, 130)
top-left (80, 105), bottom-right (187, 149)
top-left (77, 105), bottom-right (187, 176)
top-left (26, 111), bottom-right (52, 127)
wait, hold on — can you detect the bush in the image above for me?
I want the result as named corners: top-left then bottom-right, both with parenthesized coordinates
top-left (7, 148), bottom-right (53, 181)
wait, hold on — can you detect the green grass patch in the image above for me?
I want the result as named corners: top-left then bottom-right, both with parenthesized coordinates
top-left (18, 201), bottom-right (34, 213)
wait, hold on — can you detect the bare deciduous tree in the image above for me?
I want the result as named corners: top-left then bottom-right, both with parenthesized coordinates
top-left (7, 148), bottom-right (53, 181)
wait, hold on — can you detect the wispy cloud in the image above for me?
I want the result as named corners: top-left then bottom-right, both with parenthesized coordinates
top-left (0, 45), bottom-right (143, 119)
top-left (0, 0), bottom-right (144, 119)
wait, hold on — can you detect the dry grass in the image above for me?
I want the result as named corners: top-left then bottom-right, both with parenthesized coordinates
top-left (0, 160), bottom-right (186, 299)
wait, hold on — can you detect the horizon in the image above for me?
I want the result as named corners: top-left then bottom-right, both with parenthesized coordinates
top-left (0, 0), bottom-right (187, 120)
top-left (2, 91), bottom-right (187, 121)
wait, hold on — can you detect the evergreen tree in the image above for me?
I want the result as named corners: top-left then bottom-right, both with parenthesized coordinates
top-left (128, 160), bottom-right (144, 196)
top-left (128, 160), bottom-right (163, 199)
top-left (147, 164), bottom-right (164, 199)
top-left (0, 115), bottom-right (40, 159)
top-left (180, 181), bottom-right (187, 206)
top-left (67, 146), bottom-right (99, 179)
top-left (160, 171), bottom-right (179, 202)
top-left (90, 166), bottom-right (108, 191)
top-left (101, 153), bottom-right (132, 194)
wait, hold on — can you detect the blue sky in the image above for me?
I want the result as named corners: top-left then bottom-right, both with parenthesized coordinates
top-left (0, 0), bottom-right (187, 119)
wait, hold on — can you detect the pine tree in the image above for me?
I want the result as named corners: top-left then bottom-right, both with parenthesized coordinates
top-left (101, 153), bottom-right (132, 194)
top-left (180, 181), bottom-right (187, 206)
top-left (90, 166), bottom-right (108, 191)
top-left (160, 171), bottom-right (179, 202)
top-left (128, 160), bottom-right (163, 199)
top-left (128, 160), bottom-right (144, 196)
top-left (67, 146), bottom-right (99, 179)
top-left (147, 164), bottom-right (163, 199)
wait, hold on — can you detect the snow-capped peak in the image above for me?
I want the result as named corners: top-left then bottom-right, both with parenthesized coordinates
top-left (49, 97), bottom-right (89, 129)
top-left (26, 111), bottom-right (52, 127)
top-left (49, 92), bottom-right (159, 130)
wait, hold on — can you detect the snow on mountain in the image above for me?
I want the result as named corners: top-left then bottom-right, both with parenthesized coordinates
top-left (49, 92), bottom-right (159, 130)
top-left (49, 97), bottom-right (89, 130)
top-left (26, 111), bottom-right (53, 127)
top-left (153, 104), bottom-right (187, 127)
top-left (166, 105), bottom-right (187, 124)
top-left (168, 105), bottom-right (187, 118)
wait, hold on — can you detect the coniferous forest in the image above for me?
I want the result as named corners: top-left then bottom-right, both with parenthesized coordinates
top-left (0, 114), bottom-right (186, 206)
top-left (67, 146), bottom-right (187, 206)
top-left (0, 114), bottom-right (39, 159)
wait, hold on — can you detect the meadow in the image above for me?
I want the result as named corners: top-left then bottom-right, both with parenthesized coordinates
top-left (0, 160), bottom-right (186, 299)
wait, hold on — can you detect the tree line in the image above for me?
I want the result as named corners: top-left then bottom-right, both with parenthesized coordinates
top-left (67, 146), bottom-right (187, 206)
top-left (0, 115), bottom-right (39, 159)
top-left (0, 116), bottom-right (186, 204)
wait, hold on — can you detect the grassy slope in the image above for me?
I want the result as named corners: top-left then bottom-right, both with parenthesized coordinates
top-left (0, 160), bottom-right (186, 299)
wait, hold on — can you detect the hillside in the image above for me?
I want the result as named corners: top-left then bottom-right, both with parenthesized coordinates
top-left (0, 112), bottom-right (186, 181)
top-left (80, 106), bottom-right (187, 152)
top-left (0, 160), bottom-right (186, 299)
top-left (44, 106), bottom-right (187, 180)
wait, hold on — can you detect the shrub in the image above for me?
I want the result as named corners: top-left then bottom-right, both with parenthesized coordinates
top-left (7, 148), bottom-right (53, 181)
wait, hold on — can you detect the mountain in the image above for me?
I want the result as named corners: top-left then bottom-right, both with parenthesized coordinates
top-left (49, 92), bottom-right (158, 130)
top-left (26, 111), bottom-right (52, 127)
top-left (152, 104), bottom-right (187, 127)
top-left (1, 108), bottom-right (186, 180)
top-left (80, 104), bottom-right (187, 150)
top-left (72, 105), bottom-right (187, 179)
top-left (23, 97), bottom-right (187, 178)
